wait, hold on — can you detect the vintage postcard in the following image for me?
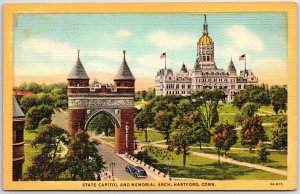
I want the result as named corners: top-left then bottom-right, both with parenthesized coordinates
top-left (2, 2), bottom-right (297, 191)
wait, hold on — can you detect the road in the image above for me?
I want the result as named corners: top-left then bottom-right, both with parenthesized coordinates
top-left (98, 142), bottom-right (149, 180)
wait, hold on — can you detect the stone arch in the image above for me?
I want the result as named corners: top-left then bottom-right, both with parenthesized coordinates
top-left (84, 109), bottom-right (121, 131)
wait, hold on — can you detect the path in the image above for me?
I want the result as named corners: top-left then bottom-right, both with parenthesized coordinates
top-left (91, 135), bottom-right (166, 180)
top-left (96, 142), bottom-right (140, 180)
top-left (146, 143), bottom-right (287, 176)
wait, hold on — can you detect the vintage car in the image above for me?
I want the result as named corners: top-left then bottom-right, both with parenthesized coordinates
top-left (125, 164), bottom-right (147, 178)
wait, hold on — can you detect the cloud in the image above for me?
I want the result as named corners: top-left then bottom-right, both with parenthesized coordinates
top-left (226, 25), bottom-right (264, 51)
top-left (116, 29), bottom-right (133, 37)
top-left (136, 54), bottom-right (171, 69)
top-left (215, 47), bottom-right (241, 64)
top-left (14, 62), bottom-right (70, 77)
top-left (21, 38), bottom-right (76, 61)
top-left (84, 49), bottom-right (129, 62)
top-left (149, 30), bottom-right (194, 50)
top-left (251, 58), bottom-right (287, 85)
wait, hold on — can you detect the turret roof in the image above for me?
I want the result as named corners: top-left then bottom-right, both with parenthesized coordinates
top-left (180, 63), bottom-right (188, 73)
top-left (67, 50), bottom-right (89, 80)
top-left (114, 50), bottom-right (135, 81)
top-left (228, 57), bottom-right (237, 75)
top-left (13, 96), bottom-right (25, 118)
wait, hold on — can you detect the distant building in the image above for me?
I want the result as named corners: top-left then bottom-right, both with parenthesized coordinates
top-left (155, 15), bottom-right (258, 101)
top-left (14, 90), bottom-right (33, 102)
top-left (13, 90), bottom-right (33, 97)
top-left (13, 96), bottom-right (25, 181)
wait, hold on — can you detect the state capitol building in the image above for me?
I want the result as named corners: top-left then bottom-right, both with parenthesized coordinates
top-left (155, 15), bottom-right (258, 102)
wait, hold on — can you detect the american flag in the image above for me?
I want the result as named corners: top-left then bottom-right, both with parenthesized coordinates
top-left (160, 52), bottom-right (166, 58)
top-left (239, 54), bottom-right (246, 61)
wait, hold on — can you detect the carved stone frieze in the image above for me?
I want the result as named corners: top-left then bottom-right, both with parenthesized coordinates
top-left (68, 98), bottom-right (134, 109)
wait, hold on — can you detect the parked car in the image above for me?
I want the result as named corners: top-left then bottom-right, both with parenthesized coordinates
top-left (125, 164), bottom-right (147, 178)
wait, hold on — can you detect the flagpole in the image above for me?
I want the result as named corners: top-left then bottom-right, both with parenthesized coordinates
top-left (244, 54), bottom-right (246, 73)
top-left (165, 52), bottom-right (167, 69)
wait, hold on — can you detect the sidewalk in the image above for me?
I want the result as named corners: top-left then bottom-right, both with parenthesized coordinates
top-left (117, 154), bottom-right (169, 180)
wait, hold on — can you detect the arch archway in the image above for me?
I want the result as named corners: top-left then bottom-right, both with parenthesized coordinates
top-left (85, 110), bottom-right (118, 137)
top-left (84, 109), bottom-right (121, 130)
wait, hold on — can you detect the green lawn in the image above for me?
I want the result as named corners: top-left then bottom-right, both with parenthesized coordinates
top-left (258, 105), bottom-right (276, 114)
top-left (23, 130), bottom-right (40, 173)
top-left (135, 146), bottom-right (286, 180)
top-left (260, 114), bottom-right (287, 123)
top-left (218, 114), bottom-right (236, 125)
top-left (263, 125), bottom-right (274, 139)
top-left (218, 103), bottom-right (240, 114)
top-left (100, 136), bottom-right (115, 144)
top-left (191, 148), bottom-right (287, 170)
top-left (134, 129), bottom-right (165, 143)
top-left (134, 101), bottom-right (148, 109)
top-left (23, 144), bottom-right (41, 173)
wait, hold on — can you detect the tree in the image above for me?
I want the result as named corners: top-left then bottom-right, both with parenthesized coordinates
top-left (170, 113), bottom-right (196, 167)
top-left (154, 110), bottom-right (174, 143)
top-left (20, 94), bottom-right (39, 114)
top-left (271, 118), bottom-right (288, 150)
top-left (139, 99), bottom-right (156, 128)
top-left (256, 140), bottom-right (269, 162)
top-left (25, 105), bottom-right (54, 131)
top-left (145, 88), bottom-right (155, 101)
top-left (87, 113), bottom-right (115, 136)
top-left (37, 93), bottom-right (55, 108)
top-left (33, 124), bottom-right (69, 159)
top-left (39, 117), bottom-right (52, 126)
top-left (233, 90), bottom-right (249, 109)
top-left (241, 102), bottom-right (259, 118)
top-left (135, 90), bottom-right (147, 101)
top-left (14, 82), bottom-right (28, 91)
top-left (249, 88), bottom-right (270, 106)
top-left (27, 82), bottom-right (43, 94)
top-left (24, 124), bottom-right (68, 180)
top-left (270, 85), bottom-right (287, 114)
top-left (241, 115), bottom-right (267, 151)
top-left (54, 94), bottom-right (68, 110)
top-left (65, 129), bottom-right (105, 180)
top-left (191, 90), bottom-right (226, 132)
top-left (212, 123), bottom-right (238, 164)
top-left (135, 111), bottom-right (149, 142)
top-left (190, 111), bottom-right (211, 150)
top-left (233, 85), bottom-right (271, 109)
top-left (23, 154), bottom-right (65, 181)
top-left (211, 104), bottom-right (219, 127)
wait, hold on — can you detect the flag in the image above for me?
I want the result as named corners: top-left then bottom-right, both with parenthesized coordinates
top-left (160, 52), bottom-right (166, 58)
top-left (239, 54), bottom-right (246, 61)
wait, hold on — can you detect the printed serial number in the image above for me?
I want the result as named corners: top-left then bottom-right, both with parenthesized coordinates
top-left (270, 182), bottom-right (283, 186)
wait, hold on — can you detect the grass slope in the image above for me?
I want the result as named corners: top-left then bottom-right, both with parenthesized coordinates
top-left (135, 146), bottom-right (286, 180)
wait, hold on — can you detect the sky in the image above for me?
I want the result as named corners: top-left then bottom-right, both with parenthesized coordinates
top-left (14, 13), bottom-right (287, 90)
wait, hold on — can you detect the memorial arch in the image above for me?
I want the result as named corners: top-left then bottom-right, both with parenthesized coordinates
top-left (67, 50), bottom-right (135, 154)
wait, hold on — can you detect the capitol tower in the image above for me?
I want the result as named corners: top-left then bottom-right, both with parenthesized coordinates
top-left (155, 15), bottom-right (258, 101)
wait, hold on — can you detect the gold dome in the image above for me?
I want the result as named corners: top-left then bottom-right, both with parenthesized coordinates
top-left (199, 35), bottom-right (213, 45)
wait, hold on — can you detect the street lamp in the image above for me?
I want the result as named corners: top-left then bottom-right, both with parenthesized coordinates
top-left (110, 162), bottom-right (116, 180)
top-left (125, 122), bottom-right (129, 153)
top-left (142, 149), bottom-right (147, 162)
top-left (134, 137), bottom-right (138, 150)
top-left (165, 161), bottom-right (171, 177)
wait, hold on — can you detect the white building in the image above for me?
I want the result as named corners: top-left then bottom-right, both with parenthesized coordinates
top-left (155, 15), bottom-right (258, 101)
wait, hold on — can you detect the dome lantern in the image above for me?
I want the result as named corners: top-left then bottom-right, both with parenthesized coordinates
top-left (198, 14), bottom-right (214, 45)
